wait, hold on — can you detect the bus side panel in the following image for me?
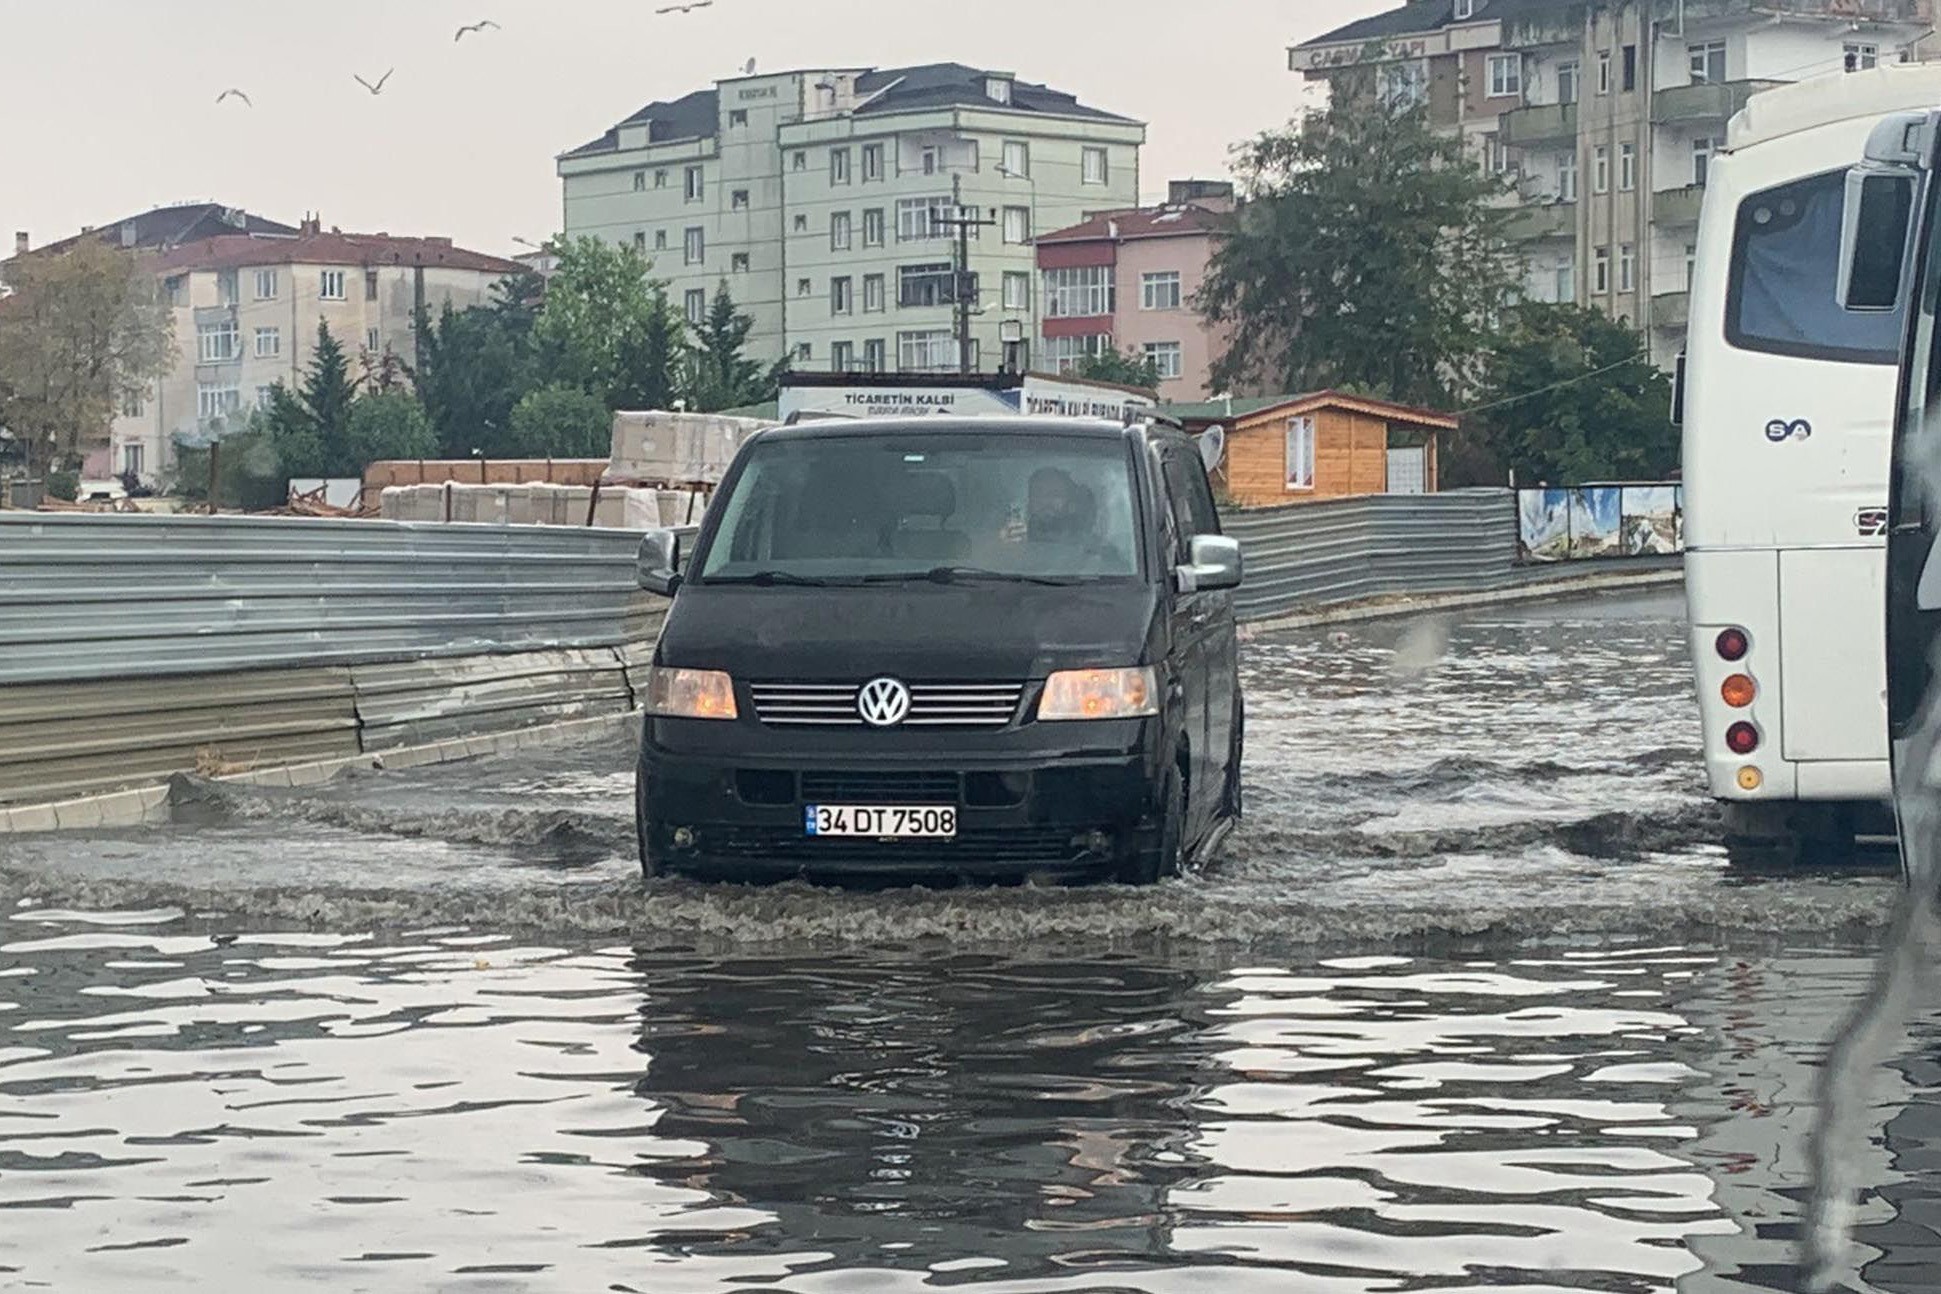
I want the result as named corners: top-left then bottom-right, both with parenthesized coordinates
top-left (1687, 548), bottom-right (1794, 800)
top-left (1778, 548), bottom-right (1889, 763)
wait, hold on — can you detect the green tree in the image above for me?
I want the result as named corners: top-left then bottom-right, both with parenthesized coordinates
top-left (1200, 86), bottom-right (1519, 406)
top-left (1452, 301), bottom-right (1677, 485)
top-left (345, 392), bottom-right (438, 470)
top-left (412, 273), bottom-right (543, 457)
top-left (532, 237), bottom-right (686, 411)
top-left (261, 323), bottom-right (360, 478)
top-left (684, 282), bottom-right (774, 412)
top-left (0, 241), bottom-right (174, 476)
top-left (170, 418), bottom-right (289, 511)
top-left (1075, 346), bottom-right (1162, 391)
top-left (507, 383), bottom-right (612, 458)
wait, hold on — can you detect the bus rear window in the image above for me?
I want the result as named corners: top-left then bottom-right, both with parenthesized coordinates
top-left (1726, 168), bottom-right (1904, 365)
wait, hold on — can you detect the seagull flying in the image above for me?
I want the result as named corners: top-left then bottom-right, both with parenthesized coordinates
top-left (454, 19), bottom-right (500, 41)
top-left (215, 88), bottom-right (253, 107)
top-left (656, 1), bottom-right (713, 13)
top-left (353, 69), bottom-right (395, 95)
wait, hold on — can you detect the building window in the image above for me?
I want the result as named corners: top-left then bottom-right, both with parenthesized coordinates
top-left (897, 196), bottom-right (963, 242)
top-left (986, 76), bottom-right (1011, 104)
top-left (1558, 149), bottom-right (1578, 202)
top-left (633, 230), bottom-right (648, 253)
top-left (731, 189), bottom-right (749, 211)
top-left (1622, 44), bottom-right (1637, 92)
top-left (898, 329), bottom-right (956, 372)
top-left (1487, 53), bottom-right (1522, 98)
top-left (1142, 271), bottom-right (1182, 311)
top-left (863, 208), bottom-right (885, 247)
top-left (1555, 253), bottom-right (1575, 303)
top-left (121, 443), bottom-right (144, 477)
top-left (798, 278), bottom-right (813, 297)
top-left (1454, 0), bottom-right (1474, 16)
top-left (253, 269), bottom-right (278, 300)
top-left (1619, 142), bottom-right (1636, 191)
top-left (1044, 265), bottom-right (1114, 318)
top-left (1381, 61), bottom-right (1429, 108)
top-left (365, 269), bottom-right (379, 301)
top-left (920, 145), bottom-right (941, 176)
top-left (1002, 140), bottom-right (1029, 177)
top-left (832, 340), bottom-right (854, 372)
top-left (864, 273), bottom-right (886, 313)
top-left (831, 147), bottom-right (851, 185)
top-left (826, 210), bottom-right (851, 252)
top-left (197, 320), bottom-right (239, 363)
top-left (121, 389), bottom-right (144, 419)
top-left (197, 382), bottom-right (241, 421)
top-left (216, 269), bottom-right (239, 305)
top-left (1689, 41), bottom-right (1726, 84)
top-left (1685, 243), bottom-right (1697, 290)
top-left (655, 229), bottom-right (668, 251)
top-left (366, 326), bottom-right (380, 352)
top-left (1484, 132), bottom-right (1508, 174)
top-left (253, 326), bottom-right (280, 358)
top-left (796, 342), bottom-right (813, 363)
top-left (1618, 243), bottom-right (1635, 292)
top-left (1082, 147), bottom-right (1108, 185)
top-left (729, 108), bottom-right (748, 127)
top-left (685, 165), bottom-right (704, 202)
top-left (163, 275), bottom-right (186, 307)
top-left (256, 385), bottom-right (275, 411)
top-left (655, 169), bottom-right (668, 188)
top-left (862, 143), bottom-right (884, 182)
top-left (898, 263), bottom-right (958, 308)
top-left (1043, 333), bottom-right (1108, 374)
top-left (1593, 145), bottom-right (1610, 194)
top-left (685, 289), bottom-right (706, 325)
top-left (1596, 50), bottom-right (1611, 95)
top-left (320, 269), bottom-right (345, 300)
top-left (1846, 42), bottom-right (1880, 71)
top-left (793, 151), bottom-right (807, 172)
top-left (1284, 415), bottom-right (1315, 490)
top-left (864, 338), bottom-right (886, 372)
top-left (732, 252), bottom-right (750, 273)
top-left (633, 170), bottom-right (648, 192)
top-left (831, 276), bottom-right (853, 315)
top-left (1593, 245), bottom-right (1611, 294)
top-left (794, 214), bottom-right (809, 233)
top-left (684, 227), bottom-right (705, 265)
top-left (1002, 206), bottom-right (1031, 244)
top-left (1557, 60), bottom-right (1580, 105)
top-left (1145, 341), bottom-right (1183, 381)
top-left (1002, 271), bottom-right (1030, 311)
top-left (1693, 136), bottom-right (1718, 186)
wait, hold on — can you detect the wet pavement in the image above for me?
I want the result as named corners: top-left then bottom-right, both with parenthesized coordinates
top-left (3, 588), bottom-right (1937, 1292)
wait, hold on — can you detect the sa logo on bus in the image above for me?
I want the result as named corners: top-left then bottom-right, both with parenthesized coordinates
top-left (1856, 507), bottom-right (1889, 538)
top-left (1764, 418), bottom-right (1812, 443)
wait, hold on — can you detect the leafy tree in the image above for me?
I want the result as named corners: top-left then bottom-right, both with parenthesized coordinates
top-left (46, 470), bottom-right (79, 502)
top-left (1200, 87), bottom-right (1519, 406)
top-left (684, 282), bottom-right (774, 412)
top-left (412, 273), bottom-right (543, 457)
top-left (0, 241), bottom-right (174, 476)
top-left (345, 392), bottom-right (438, 469)
top-left (532, 237), bottom-right (686, 411)
top-left (1451, 301), bottom-right (1676, 485)
top-left (508, 383), bottom-right (612, 458)
top-left (1075, 346), bottom-right (1162, 390)
top-left (261, 323), bottom-right (359, 478)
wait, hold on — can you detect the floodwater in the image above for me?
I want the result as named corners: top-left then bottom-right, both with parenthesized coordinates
top-left (2, 589), bottom-right (1936, 1292)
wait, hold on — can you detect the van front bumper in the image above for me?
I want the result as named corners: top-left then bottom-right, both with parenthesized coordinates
top-left (636, 716), bottom-right (1167, 880)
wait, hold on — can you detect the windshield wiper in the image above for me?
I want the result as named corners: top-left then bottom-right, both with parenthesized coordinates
top-left (862, 565), bottom-right (1084, 587)
top-left (705, 570), bottom-right (850, 587)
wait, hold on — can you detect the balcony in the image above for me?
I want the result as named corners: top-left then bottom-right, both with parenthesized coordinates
top-left (1509, 201), bottom-right (1576, 242)
top-left (1651, 290), bottom-right (1690, 331)
top-left (1502, 101), bottom-right (1578, 148)
top-left (1652, 79), bottom-right (1781, 125)
top-left (1653, 184), bottom-right (1707, 227)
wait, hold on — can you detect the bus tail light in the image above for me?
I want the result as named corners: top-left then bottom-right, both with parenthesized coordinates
top-left (1737, 766), bottom-right (1764, 791)
top-left (1716, 628), bottom-right (1750, 662)
top-left (1726, 721), bottom-right (1761, 755)
top-left (1721, 674), bottom-right (1757, 708)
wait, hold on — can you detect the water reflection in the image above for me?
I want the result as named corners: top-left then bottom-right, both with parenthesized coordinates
top-left (0, 912), bottom-right (1925, 1291)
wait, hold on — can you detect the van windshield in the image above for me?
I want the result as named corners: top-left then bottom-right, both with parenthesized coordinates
top-left (695, 433), bottom-right (1143, 584)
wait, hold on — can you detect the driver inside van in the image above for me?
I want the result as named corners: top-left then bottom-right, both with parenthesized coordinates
top-left (1025, 467), bottom-right (1097, 545)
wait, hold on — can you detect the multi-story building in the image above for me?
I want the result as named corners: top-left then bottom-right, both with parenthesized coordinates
top-left (112, 219), bottom-right (522, 485)
top-left (557, 62), bottom-right (1144, 374)
top-left (1293, 0), bottom-right (1933, 364)
top-left (20, 202), bottom-right (297, 260)
top-left (1033, 180), bottom-right (1235, 400)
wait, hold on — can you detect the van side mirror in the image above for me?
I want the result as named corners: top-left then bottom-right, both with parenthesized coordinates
top-left (637, 529), bottom-right (682, 596)
top-left (1839, 168), bottom-right (1916, 311)
top-left (1177, 534), bottom-right (1242, 593)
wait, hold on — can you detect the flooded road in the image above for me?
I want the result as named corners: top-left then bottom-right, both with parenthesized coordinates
top-left (3, 589), bottom-right (1936, 1291)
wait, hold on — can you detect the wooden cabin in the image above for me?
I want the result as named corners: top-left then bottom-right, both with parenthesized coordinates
top-left (1170, 392), bottom-right (1459, 508)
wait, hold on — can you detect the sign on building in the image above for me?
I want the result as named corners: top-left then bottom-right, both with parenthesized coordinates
top-left (778, 372), bottom-right (1157, 424)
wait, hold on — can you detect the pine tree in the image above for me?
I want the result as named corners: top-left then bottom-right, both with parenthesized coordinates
top-left (685, 282), bottom-right (772, 412)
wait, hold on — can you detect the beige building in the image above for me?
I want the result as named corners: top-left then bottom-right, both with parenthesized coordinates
top-left (1294, 0), bottom-right (1934, 364)
top-left (113, 221), bottom-right (522, 485)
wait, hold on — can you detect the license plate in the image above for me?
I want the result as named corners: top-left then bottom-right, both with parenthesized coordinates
top-left (805, 805), bottom-right (958, 839)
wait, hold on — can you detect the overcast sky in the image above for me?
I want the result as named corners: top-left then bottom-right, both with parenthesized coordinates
top-left (0, 0), bottom-right (1385, 257)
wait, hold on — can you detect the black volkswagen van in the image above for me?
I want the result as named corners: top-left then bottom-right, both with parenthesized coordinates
top-left (632, 416), bottom-right (1243, 885)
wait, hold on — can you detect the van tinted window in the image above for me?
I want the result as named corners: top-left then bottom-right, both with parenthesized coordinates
top-left (1727, 168), bottom-right (1904, 364)
top-left (697, 433), bottom-right (1142, 582)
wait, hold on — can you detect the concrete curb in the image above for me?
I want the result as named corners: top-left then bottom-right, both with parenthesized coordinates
top-left (1241, 567), bottom-right (1684, 633)
top-left (0, 710), bottom-right (642, 837)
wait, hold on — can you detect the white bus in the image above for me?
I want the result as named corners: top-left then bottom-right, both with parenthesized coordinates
top-left (1683, 65), bottom-right (1941, 858)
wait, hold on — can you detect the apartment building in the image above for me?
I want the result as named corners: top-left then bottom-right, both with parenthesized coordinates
top-left (112, 220), bottom-right (521, 484)
top-left (558, 63), bottom-right (1145, 374)
top-left (1033, 180), bottom-right (1235, 399)
top-left (1294, 0), bottom-right (1933, 363)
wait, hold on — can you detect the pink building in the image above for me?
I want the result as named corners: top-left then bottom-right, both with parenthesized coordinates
top-left (1034, 180), bottom-right (1233, 401)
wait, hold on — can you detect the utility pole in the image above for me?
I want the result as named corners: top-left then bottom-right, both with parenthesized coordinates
top-left (936, 173), bottom-right (996, 374)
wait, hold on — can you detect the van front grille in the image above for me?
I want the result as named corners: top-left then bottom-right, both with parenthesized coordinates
top-left (749, 681), bottom-right (1024, 729)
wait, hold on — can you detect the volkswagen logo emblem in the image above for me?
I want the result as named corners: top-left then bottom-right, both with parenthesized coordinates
top-left (857, 677), bottom-right (912, 728)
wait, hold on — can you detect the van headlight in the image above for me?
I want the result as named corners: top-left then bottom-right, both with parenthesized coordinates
top-left (1038, 668), bottom-right (1158, 721)
top-left (644, 667), bottom-right (739, 720)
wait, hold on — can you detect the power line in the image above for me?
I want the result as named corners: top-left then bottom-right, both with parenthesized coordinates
top-left (1457, 349), bottom-right (1647, 416)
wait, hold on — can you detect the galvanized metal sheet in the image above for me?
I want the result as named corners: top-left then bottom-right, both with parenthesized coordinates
top-left (350, 649), bottom-right (633, 751)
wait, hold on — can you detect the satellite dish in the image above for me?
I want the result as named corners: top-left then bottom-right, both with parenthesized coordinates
top-left (1198, 423), bottom-right (1226, 472)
